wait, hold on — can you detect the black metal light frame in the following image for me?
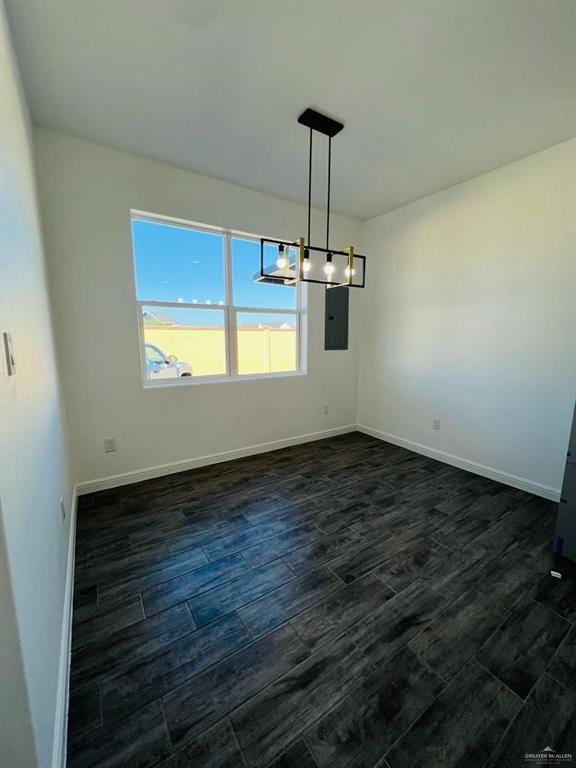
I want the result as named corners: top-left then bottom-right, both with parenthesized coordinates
top-left (259, 108), bottom-right (367, 289)
top-left (259, 238), bottom-right (366, 288)
top-left (257, 236), bottom-right (299, 286)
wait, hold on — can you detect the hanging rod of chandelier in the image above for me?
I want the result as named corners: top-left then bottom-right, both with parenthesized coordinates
top-left (257, 108), bottom-right (366, 289)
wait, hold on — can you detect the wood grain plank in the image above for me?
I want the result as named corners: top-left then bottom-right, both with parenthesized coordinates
top-left (306, 647), bottom-right (444, 768)
top-left (163, 623), bottom-right (309, 752)
top-left (387, 660), bottom-right (521, 768)
top-left (238, 567), bottom-right (343, 637)
top-left (476, 597), bottom-right (570, 698)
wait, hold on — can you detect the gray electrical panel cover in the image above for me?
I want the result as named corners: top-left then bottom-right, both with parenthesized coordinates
top-left (325, 286), bottom-right (349, 350)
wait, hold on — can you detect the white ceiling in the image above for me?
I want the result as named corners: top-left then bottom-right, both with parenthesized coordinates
top-left (7, 0), bottom-right (576, 220)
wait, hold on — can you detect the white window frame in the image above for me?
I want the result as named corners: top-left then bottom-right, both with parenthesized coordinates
top-left (131, 210), bottom-right (307, 387)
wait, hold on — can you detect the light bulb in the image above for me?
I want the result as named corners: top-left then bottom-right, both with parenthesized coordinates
top-left (345, 266), bottom-right (356, 278)
top-left (324, 253), bottom-right (335, 276)
top-left (302, 259), bottom-right (312, 273)
top-left (276, 244), bottom-right (287, 269)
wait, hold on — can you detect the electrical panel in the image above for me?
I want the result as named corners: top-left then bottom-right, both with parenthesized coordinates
top-left (325, 286), bottom-right (349, 351)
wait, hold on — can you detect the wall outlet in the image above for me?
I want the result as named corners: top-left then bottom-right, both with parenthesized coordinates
top-left (104, 438), bottom-right (117, 453)
top-left (60, 496), bottom-right (66, 520)
top-left (432, 418), bottom-right (441, 431)
top-left (323, 405), bottom-right (329, 415)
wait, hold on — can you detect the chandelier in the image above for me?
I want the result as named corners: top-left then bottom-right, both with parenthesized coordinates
top-left (258, 108), bottom-right (366, 289)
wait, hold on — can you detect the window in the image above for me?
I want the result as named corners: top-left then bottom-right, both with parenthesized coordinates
top-left (131, 213), bottom-right (304, 384)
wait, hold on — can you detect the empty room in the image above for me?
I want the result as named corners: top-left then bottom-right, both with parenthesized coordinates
top-left (1, 1), bottom-right (575, 767)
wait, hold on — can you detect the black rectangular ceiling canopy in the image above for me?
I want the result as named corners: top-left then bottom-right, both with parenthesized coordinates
top-left (297, 108), bottom-right (344, 138)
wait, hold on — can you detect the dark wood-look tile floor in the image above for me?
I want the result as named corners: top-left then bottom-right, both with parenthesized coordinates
top-left (68, 432), bottom-right (575, 768)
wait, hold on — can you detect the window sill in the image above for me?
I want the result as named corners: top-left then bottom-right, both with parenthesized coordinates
top-left (142, 371), bottom-right (307, 389)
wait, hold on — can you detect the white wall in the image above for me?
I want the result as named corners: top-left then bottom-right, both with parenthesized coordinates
top-left (33, 127), bottom-right (362, 486)
top-left (0, 5), bottom-right (73, 766)
top-left (33, 128), bottom-right (576, 500)
top-left (0, 512), bottom-right (36, 768)
top-left (358, 139), bottom-right (576, 497)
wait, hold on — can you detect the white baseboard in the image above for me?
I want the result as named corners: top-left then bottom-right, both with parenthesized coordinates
top-left (76, 425), bottom-right (357, 496)
top-left (76, 423), bottom-right (561, 501)
top-left (52, 485), bottom-right (78, 768)
top-left (357, 424), bottom-right (561, 502)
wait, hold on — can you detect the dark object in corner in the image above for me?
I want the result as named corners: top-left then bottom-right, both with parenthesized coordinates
top-left (555, 398), bottom-right (576, 562)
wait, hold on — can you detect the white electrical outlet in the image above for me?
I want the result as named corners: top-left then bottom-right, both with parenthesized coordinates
top-left (104, 438), bottom-right (117, 453)
top-left (60, 496), bottom-right (66, 520)
top-left (323, 405), bottom-right (329, 415)
top-left (432, 418), bottom-right (441, 431)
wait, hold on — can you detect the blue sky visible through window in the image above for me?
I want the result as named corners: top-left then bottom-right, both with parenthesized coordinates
top-left (133, 219), bottom-right (225, 306)
top-left (132, 219), bottom-right (296, 328)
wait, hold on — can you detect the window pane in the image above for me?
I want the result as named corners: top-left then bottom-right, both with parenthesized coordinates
top-left (236, 312), bottom-right (297, 375)
top-left (142, 306), bottom-right (226, 379)
top-left (232, 238), bottom-right (297, 310)
top-left (133, 219), bottom-right (225, 305)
